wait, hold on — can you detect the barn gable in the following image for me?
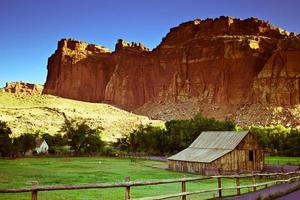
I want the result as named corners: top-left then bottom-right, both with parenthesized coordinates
top-left (168, 131), bottom-right (249, 163)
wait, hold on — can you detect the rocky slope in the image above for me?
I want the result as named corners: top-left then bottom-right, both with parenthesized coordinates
top-left (0, 91), bottom-right (161, 141)
top-left (3, 82), bottom-right (43, 95)
top-left (43, 17), bottom-right (300, 126)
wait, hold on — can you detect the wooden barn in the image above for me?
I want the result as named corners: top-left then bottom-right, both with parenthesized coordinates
top-left (168, 131), bottom-right (264, 175)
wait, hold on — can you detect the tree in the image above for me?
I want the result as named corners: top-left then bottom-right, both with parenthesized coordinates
top-left (14, 133), bottom-right (36, 155)
top-left (114, 113), bottom-right (237, 156)
top-left (60, 119), bottom-right (104, 154)
top-left (0, 121), bottom-right (12, 157)
top-left (83, 134), bottom-right (105, 154)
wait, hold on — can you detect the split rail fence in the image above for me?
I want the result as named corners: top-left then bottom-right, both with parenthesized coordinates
top-left (1, 171), bottom-right (300, 200)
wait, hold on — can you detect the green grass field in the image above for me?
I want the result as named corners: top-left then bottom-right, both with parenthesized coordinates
top-left (265, 156), bottom-right (300, 166)
top-left (0, 157), bottom-right (264, 200)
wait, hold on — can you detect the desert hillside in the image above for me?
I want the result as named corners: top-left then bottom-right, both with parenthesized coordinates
top-left (134, 100), bottom-right (300, 127)
top-left (0, 91), bottom-right (162, 141)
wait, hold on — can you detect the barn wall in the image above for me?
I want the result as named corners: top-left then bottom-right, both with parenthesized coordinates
top-left (210, 133), bottom-right (264, 172)
top-left (168, 133), bottom-right (264, 175)
top-left (168, 160), bottom-right (221, 175)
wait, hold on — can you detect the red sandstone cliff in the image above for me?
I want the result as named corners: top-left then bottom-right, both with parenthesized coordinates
top-left (43, 17), bottom-right (300, 125)
top-left (3, 82), bottom-right (43, 95)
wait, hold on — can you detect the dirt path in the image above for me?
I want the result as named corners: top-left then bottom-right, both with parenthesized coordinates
top-left (275, 189), bottom-right (300, 200)
top-left (215, 181), bottom-right (300, 200)
top-left (264, 164), bottom-right (300, 172)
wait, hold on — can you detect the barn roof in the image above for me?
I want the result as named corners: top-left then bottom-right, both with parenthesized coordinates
top-left (168, 131), bottom-right (249, 163)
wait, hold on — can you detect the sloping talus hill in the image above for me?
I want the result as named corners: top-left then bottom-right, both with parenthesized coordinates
top-left (0, 91), bottom-right (161, 141)
top-left (43, 16), bottom-right (300, 127)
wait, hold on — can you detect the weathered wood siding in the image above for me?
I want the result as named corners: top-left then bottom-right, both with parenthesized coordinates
top-left (168, 133), bottom-right (264, 175)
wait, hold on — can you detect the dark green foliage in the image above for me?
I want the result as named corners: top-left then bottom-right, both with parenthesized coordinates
top-left (114, 113), bottom-right (236, 156)
top-left (165, 113), bottom-right (236, 153)
top-left (282, 129), bottom-right (300, 156)
top-left (60, 119), bottom-right (104, 154)
top-left (13, 133), bottom-right (36, 155)
top-left (0, 121), bottom-right (12, 157)
top-left (250, 125), bottom-right (300, 156)
top-left (41, 133), bottom-right (67, 154)
top-left (0, 121), bottom-right (36, 156)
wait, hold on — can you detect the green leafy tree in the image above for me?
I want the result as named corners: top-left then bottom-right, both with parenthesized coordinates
top-left (0, 121), bottom-right (12, 157)
top-left (115, 113), bottom-right (236, 156)
top-left (60, 119), bottom-right (104, 154)
top-left (83, 134), bottom-right (105, 154)
top-left (14, 133), bottom-right (36, 155)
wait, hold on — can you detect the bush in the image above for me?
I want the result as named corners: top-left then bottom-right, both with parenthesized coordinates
top-left (114, 113), bottom-right (236, 156)
top-left (250, 125), bottom-right (300, 156)
top-left (13, 133), bottom-right (36, 155)
top-left (0, 121), bottom-right (12, 157)
top-left (60, 119), bottom-right (105, 154)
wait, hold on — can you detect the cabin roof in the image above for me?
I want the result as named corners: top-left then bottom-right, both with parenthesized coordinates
top-left (168, 131), bottom-right (249, 163)
top-left (35, 139), bottom-right (46, 148)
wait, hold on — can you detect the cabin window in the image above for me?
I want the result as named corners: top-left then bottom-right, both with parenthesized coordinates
top-left (249, 150), bottom-right (254, 161)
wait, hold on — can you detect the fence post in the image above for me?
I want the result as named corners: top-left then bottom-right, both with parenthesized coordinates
top-left (281, 172), bottom-right (284, 183)
top-left (181, 179), bottom-right (186, 200)
top-left (288, 173), bottom-right (293, 183)
top-left (265, 177), bottom-right (270, 188)
top-left (125, 176), bottom-right (131, 200)
top-left (252, 174), bottom-right (256, 192)
top-left (236, 176), bottom-right (240, 195)
top-left (31, 181), bottom-right (38, 200)
top-left (218, 176), bottom-right (222, 197)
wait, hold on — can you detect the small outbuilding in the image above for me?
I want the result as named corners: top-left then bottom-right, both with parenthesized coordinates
top-left (33, 139), bottom-right (49, 154)
top-left (168, 131), bottom-right (264, 175)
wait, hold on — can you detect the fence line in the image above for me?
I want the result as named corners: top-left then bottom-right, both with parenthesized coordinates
top-left (0, 171), bottom-right (300, 200)
top-left (132, 175), bottom-right (300, 200)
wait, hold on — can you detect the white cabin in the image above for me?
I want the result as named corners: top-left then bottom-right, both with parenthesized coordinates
top-left (34, 139), bottom-right (49, 154)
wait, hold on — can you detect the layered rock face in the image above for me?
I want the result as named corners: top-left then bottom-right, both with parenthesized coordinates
top-left (3, 82), bottom-right (43, 95)
top-left (43, 39), bottom-right (114, 102)
top-left (252, 37), bottom-right (300, 105)
top-left (43, 17), bottom-right (300, 124)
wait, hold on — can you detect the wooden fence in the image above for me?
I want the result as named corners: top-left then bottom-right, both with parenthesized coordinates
top-left (1, 171), bottom-right (300, 200)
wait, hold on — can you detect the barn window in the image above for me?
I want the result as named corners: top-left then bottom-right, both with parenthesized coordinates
top-left (249, 150), bottom-right (254, 161)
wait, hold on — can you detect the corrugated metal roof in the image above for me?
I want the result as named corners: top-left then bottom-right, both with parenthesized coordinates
top-left (168, 131), bottom-right (249, 163)
top-left (190, 131), bottom-right (249, 149)
top-left (168, 148), bottom-right (232, 163)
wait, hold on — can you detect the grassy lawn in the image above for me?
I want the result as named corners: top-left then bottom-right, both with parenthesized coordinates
top-left (265, 156), bottom-right (300, 166)
top-left (0, 157), bottom-right (263, 200)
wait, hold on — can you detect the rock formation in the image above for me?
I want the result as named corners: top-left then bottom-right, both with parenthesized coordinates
top-left (3, 82), bottom-right (43, 95)
top-left (43, 17), bottom-right (300, 126)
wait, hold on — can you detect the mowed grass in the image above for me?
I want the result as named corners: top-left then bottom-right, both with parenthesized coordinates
top-left (0, 157), bottom-right (261, 200)
top-left (265, 156), bottom-right (300, 166)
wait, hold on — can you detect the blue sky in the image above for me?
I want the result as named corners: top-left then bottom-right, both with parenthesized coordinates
top-left (0, 0), bottom-right (299, 87)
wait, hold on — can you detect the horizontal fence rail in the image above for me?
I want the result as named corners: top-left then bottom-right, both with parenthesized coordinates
top-left (0, 171), bottom-right (300, 200)
top-left (0, 177), bottom-right (211, 193)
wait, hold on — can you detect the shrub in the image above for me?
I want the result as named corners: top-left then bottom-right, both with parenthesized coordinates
top-left (114, 113), bottom-right (236, 156)
top-left (0, 121), bottom-right (12, 157)
top-left (60, 119), bottom-right (105, 154)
